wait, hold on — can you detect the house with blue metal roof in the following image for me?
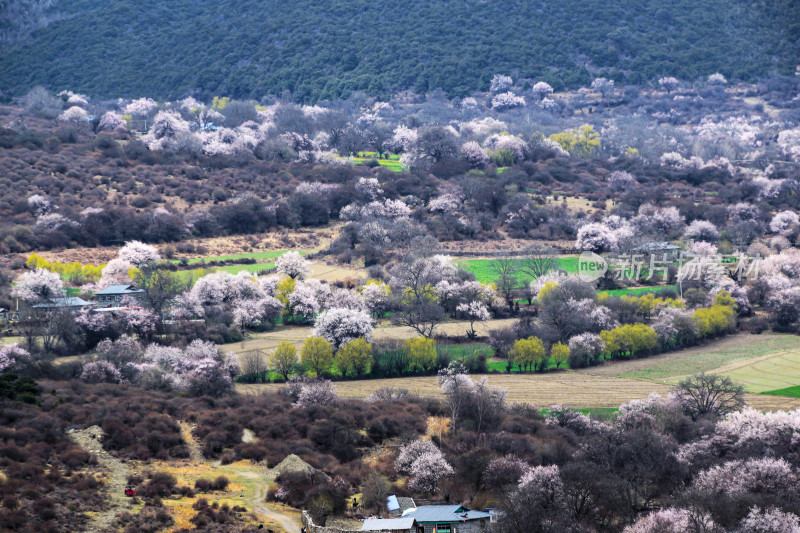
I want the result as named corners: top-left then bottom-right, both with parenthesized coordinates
top-left (399, 505), bottom-right (491, 533)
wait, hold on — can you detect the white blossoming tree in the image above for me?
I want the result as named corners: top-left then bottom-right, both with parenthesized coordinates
top-left (770, 211), bottom-right (799, 236)
top-left (658, 76), bottom-right (680, 93)
top-left (98, 111), bottom-right (127, 132)
top-left (0, 344), bottom-right (31, 374)
top-left (591, 77), bottom-right (615, 97)
top-left (312, 307), bottom-right (374, 349)
top-left (59, 106), bottom-right (89, 124)
top-left (276, 251), bottom-right (311, 279)
top-left (532, 81), bottom-right (554, 99)
top-left (118, 241), bottom-right (161, 267)
top-left (457, 301), bottom-right (490, 339)
top-left (684, 220), bottom-right (720, 243)
top-left (12, 268), bottom-right (64, 303)
top-left (490, 74), bottom-right (513, 93)
top-left (575, 222), bottom-right (617, 253)
top-left (491, 92), bottom-right (526, 110)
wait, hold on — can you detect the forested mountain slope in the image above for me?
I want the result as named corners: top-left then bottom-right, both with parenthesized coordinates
top-left (0, 0), bottom-right (798, 102)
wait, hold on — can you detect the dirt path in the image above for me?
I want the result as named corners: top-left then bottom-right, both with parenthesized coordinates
top-left (69, 426), bottom-right (131, 532)
top-left (238, 470), bottom-right (301, 533)
top-left (179, 421), bottom-right (204, 462)
top-left (175, 422), bottom-right (299, 532)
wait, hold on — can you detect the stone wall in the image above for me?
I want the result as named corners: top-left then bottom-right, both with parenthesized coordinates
top-left (301, 511), bottom-right (363, 533)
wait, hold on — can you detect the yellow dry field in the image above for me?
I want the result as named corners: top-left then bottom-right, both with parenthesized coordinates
top-left (306, 261), bottom-right (367, 283)
top-left (436, 237), bottom-right (575, 254)
top-left (238, 373), bottom-right (673, 407)
top-left (17, 226), bottom-right (339, 265)
top-left (0, 336), bottom-right (24, 346)
top-left (237, 371), bottom-right (798, 411)
top-left (545, 195), bottom-right (614, 214)
top-left (221, 318), bottom-right (518, 358)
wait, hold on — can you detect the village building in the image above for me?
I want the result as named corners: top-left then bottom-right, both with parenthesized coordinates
top-left (632, 241), bottom-right (682, 261)
top-left (386, 495), bottom-right (417, 516)
top-left (31, 296), bottom-right (91, 309)
top-left (362, 517), bottom-right (417, 532)
top-left (363, 505), bottom-right (491, 533)
top-left (93, 285), bottom-right (145, 306)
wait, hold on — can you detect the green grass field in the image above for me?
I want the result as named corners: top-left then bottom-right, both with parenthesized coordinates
top-left (209, 262), bottom-right (277, 275)
top-left (618, 335), bottom-right (800, 383)
top-left (459, 257), bottom-right (580, 285)
top-left (170, 250), bottom-right (305, 265)
top-left (460, 258), bottom-right (678, 297)
top-left (719, 349), bottom-right (800, 393)
top-left (174, 263), bottom-right (275, 281)
top-left (762, 385), bottom-right (800, 398)
top-left (599, 286), bottom-right (678, 297)
top-left (171, 250), bottom-right (311, 278)
top-left (349, 152), bottom-right (405, 172)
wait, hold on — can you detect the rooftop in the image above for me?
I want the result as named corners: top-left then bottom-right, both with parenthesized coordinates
top-left (362, 517), bottom-right (416, 531)
top-left (33, 297), bottom-right (91, 308)
top-left (633, 242), bottom-right (682, 251)
top-left (94, 285), bottom-right (144, 295)
top-left (387, 495), bottom-right (416, 512)
top-left (401, 505), bottom-right (491, 523)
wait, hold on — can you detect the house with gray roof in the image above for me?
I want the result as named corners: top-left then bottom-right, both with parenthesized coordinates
top-left (93, 284), bottom-right (144, 306)
top-left (32, 296), bottom-right (91, 309)
top-left (632, 241), bottom-right (682, 260)
top-left (362, 517), bottom-right (417, 532)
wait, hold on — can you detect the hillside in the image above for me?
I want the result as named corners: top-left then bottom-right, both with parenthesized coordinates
top-left (0, 0), bottom-right (798, 102)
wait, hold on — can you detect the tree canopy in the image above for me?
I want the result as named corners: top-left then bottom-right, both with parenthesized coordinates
top-left (1, 0), bottom-right (797, 102)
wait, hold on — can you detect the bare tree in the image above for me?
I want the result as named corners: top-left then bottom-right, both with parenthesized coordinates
top-left (520, 245), bottom-right (557, 281)
top-left (221, 100), bottom-right (260, 127)
top-left (336, 125), bottom-right (365, 156)
top-left (390, 257), bottom-right (447, 337)
top-left (416, 125), bottom-right (459, 163)
top-left (472, 377), bottom-right (507, 434)
top-left (393, 301), bottom-right (444, 338)
top-left (673, 373), bottom-right (745, 421)
top-left (241, 350), bottom-right (267, 379)
top-left (318, 109), bottom-right (349, 147)
top-left (360, 473), bottom-right (391, 513)
top-left (365, 122), bottom-right (394, 158)
top-left (490, 257), bottom-right (518, 307)
top-left (22, 86), bottom-right (61, 118)
top-left (438, 361), bottom-right (471, 435)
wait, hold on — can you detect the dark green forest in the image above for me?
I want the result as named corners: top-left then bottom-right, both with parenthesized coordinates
top-left (0, 0), bottom-right (798, 102)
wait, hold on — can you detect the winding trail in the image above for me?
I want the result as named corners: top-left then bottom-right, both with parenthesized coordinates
top-left (69, 426), bottom-right (131, 532)
top-left (180, 420), bottom-right (300, 532)
top-left (239, 469), bottom-right (301, 533)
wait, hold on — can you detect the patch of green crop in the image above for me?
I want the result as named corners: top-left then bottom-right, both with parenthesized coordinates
top-left (762, 385), bottom-right (800, 398)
